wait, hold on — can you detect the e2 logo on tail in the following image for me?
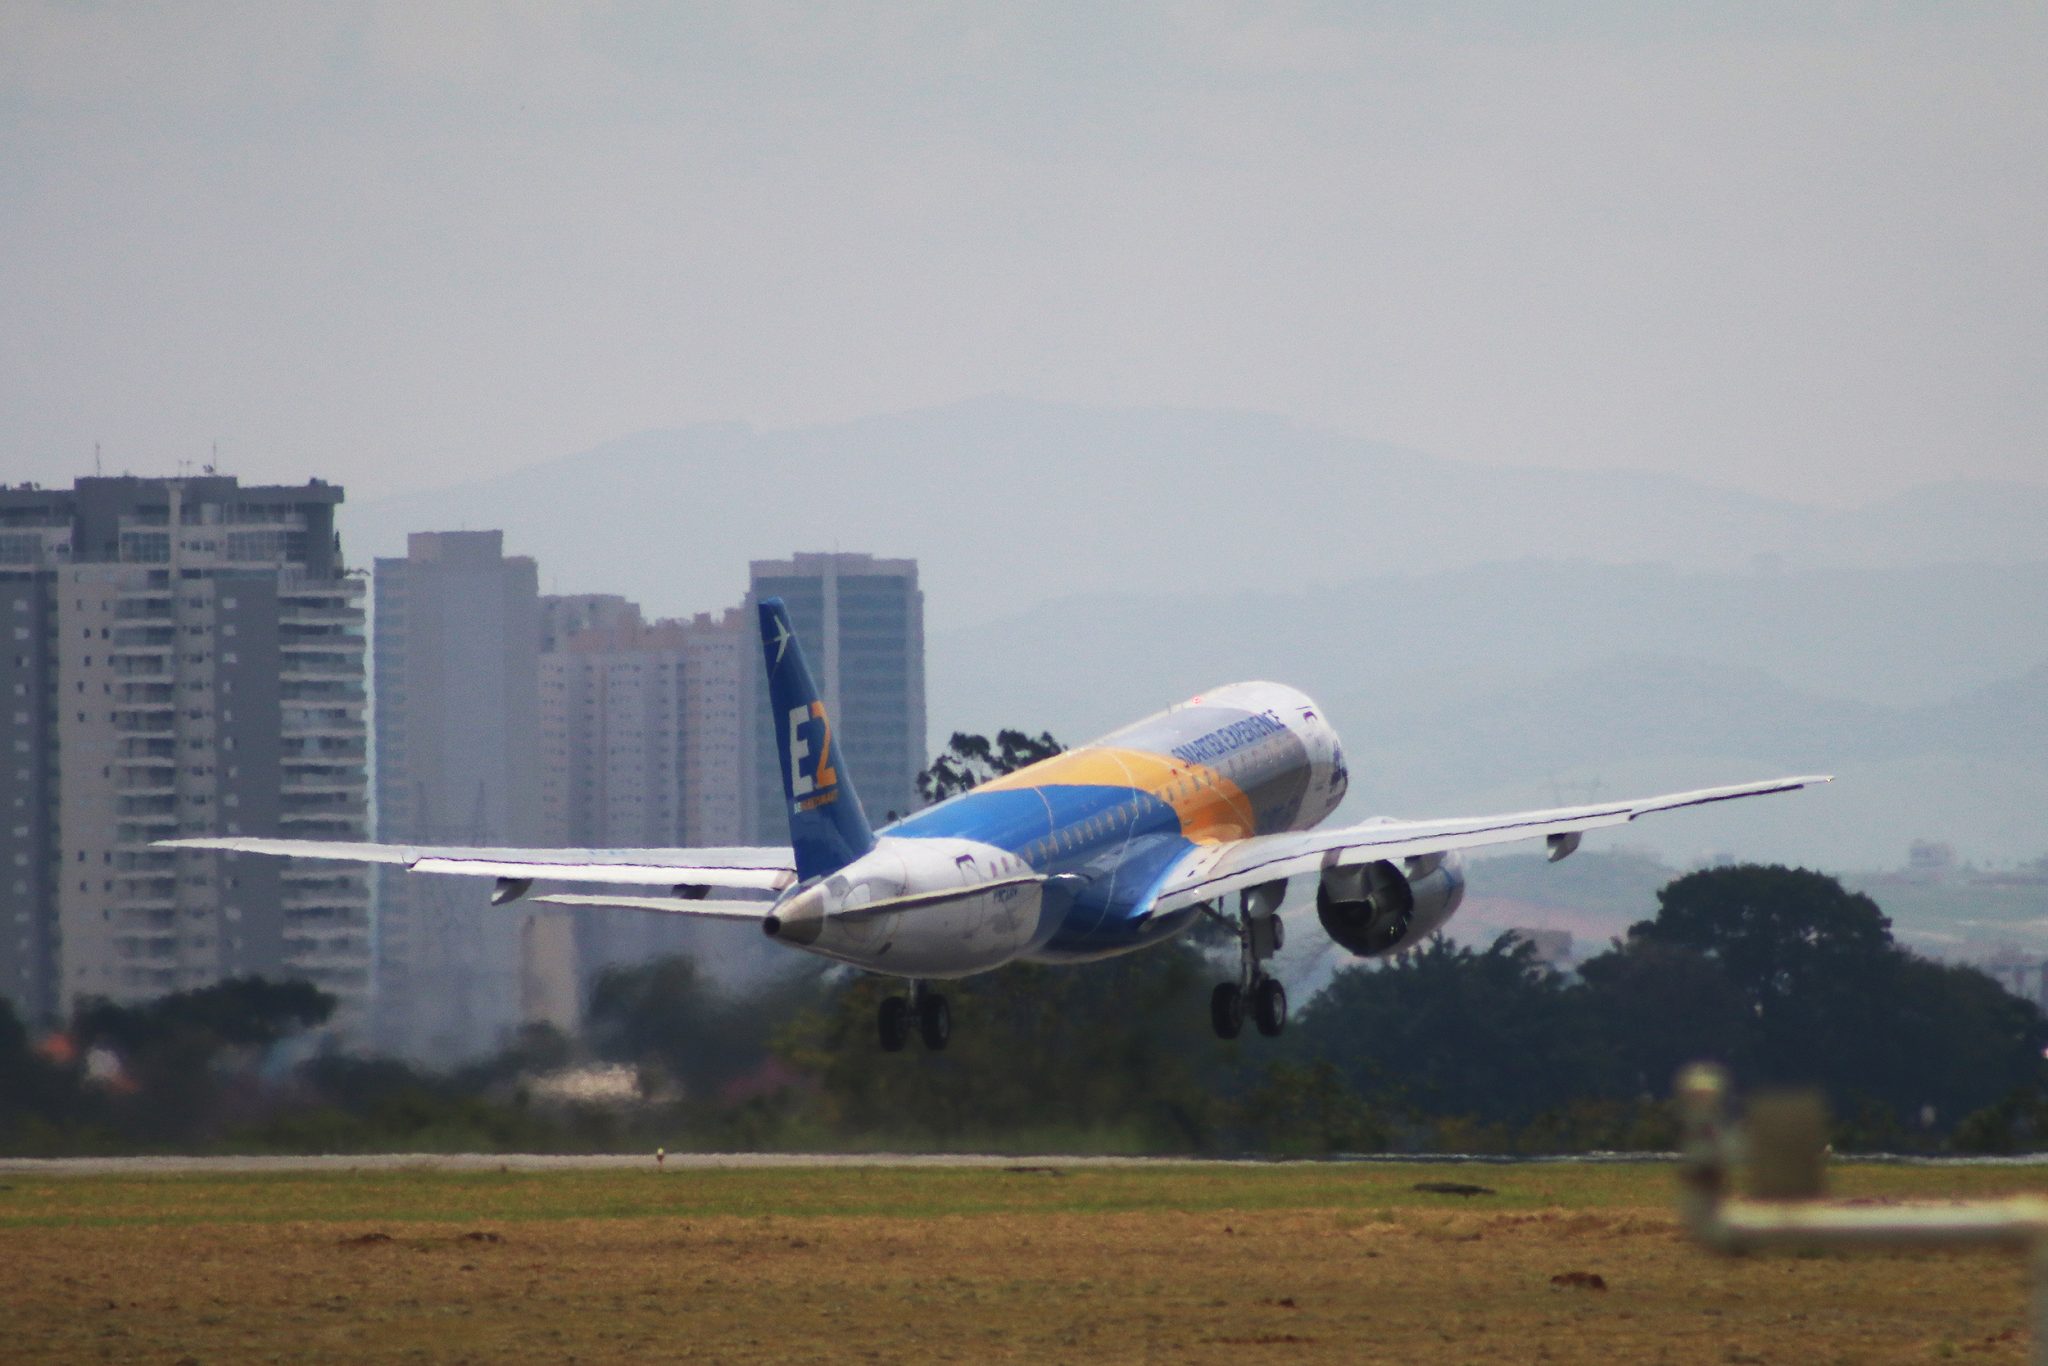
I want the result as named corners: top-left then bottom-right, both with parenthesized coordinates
top-left (788, 702), bottom-right (839, 809)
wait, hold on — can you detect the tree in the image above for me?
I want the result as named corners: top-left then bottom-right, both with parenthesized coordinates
top-left (1226, 1059), bottom-right (1386, 1154)
top-left (777, 942), bottom-right (1223, 1149)
top-left (916, 729), bottom-right (1064, 805)
top-left (60, 976), bottom-right (336, 1147)
top-left (1861, 953), bottom-right (2048, 1131)
top-left (1611, 865), bottom-right (2048, 1136)
top-left (0, 998), bottom-right (104, 1151)
top-left (587, 955), bottom-right (826, 1101)
top-left (75, 976), bottom-right (334, 1056)
top-left (1627, 865), bottom-right (1893, 1019)
top-left (1290, 935), bottom-right (1613, 1128)
top-left (1577, 938), bottom-right (1750, 1097)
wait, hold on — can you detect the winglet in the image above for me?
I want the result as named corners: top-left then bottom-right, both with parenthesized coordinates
top-left (758, 597), bottom-right (875, 882)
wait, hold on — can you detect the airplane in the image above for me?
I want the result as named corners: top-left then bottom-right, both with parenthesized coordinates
top-left (163, 598), bottom-right (1830, 1051)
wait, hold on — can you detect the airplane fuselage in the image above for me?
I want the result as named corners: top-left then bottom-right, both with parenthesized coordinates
top-left (765, 682), bottom-right (1360, 977)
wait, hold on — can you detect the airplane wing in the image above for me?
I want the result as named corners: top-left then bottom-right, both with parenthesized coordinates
top-left (152, 837), bottom-right (797, 897)
top-left (1149, 775), bottom-right (1832, 915)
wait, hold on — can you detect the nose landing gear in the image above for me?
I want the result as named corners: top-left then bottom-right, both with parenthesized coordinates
top-left (878, 981), bottom-right (952, 1052)
top-left (1208, 882), bottom-right (1289, 1040)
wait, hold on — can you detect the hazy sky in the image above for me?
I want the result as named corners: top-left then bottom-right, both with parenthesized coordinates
top-left (3, 2), bottom-right (2042, 505)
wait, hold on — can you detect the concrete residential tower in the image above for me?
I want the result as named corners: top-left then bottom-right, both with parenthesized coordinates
top-left (373, 531), bottom-right (551, 1061)
top-left (539, 601), bottom-right (751, 987)
top-left (0, 476), bottom-right (369, 1032)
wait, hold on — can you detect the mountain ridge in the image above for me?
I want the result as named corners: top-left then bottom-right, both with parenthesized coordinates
top-left (342, 397), bottom-right (2048, 628)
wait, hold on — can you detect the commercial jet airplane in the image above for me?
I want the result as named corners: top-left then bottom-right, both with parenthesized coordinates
top-left (163, 600), bottom-right (1829, 1051)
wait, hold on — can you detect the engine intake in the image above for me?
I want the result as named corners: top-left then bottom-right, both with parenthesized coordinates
top-left (1315, 855), bottom-right (1466, 957)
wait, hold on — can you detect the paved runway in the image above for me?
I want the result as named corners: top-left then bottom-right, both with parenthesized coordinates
top-left (6, 1150), bottom-right (2043, 1176)
top-left (0, 1151), bottom-right (1254, 1176)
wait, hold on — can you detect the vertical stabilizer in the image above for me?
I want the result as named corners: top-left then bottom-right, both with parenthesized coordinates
top-left (758, 597), bottom-right (875, 881)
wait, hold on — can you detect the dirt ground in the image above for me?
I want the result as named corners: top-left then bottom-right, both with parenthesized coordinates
top-left (2, 1163), bottom-right (2038, 1363)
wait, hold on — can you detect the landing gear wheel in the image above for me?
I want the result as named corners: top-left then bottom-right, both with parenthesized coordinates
top-left (1253, 977), bottom-right (1288, 1037)
top-left (878, 996), bottom-right (911, 1052)
top-left (918, 992), bottom-right (952, 1051)
top-left (1210, 982), bottom-right (1245, 1040)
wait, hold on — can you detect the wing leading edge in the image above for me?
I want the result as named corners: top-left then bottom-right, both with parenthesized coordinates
top-left (1149, 774), bottom-right (1833, 915)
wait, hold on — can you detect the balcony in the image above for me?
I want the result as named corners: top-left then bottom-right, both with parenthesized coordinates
top-left (282, 891), bottom-right (367, 914)
top-left (280, 681), bottom-right (366, 704)
top-left (282, 781), bottom-right (365, 802)
top-left (110, 654), bottom-right (173, 680)
top-left (276, 815), bottom-right (365, 838)
top-left (281, 626), bottom-right (365, 646)
top-left (115, 767), bottom-right (176, 795)
top-left (282, 793), bottom-right (367, 820)
top-left (114, 933), bottom-right (180, 961)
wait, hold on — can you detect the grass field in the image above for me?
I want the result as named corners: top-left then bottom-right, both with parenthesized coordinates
top-left (4, 1160), bottom-right (2043, 1363)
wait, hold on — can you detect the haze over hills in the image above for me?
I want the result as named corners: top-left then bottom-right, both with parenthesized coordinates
top-left (345, 397), bottom-right (2048, 629)
top-left (930, 566), bottom-right (2048, 870)
top-left (343, 398), bottom-right (2046, 871)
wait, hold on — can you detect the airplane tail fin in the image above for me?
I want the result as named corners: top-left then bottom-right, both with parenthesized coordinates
top-left (758, 597), bottom-right (876, 882)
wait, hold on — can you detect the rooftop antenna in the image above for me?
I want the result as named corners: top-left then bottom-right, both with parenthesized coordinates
top-left (205, 442), bottom-right (217, 476)
top-left (94, 442), bottom-right (102, 477)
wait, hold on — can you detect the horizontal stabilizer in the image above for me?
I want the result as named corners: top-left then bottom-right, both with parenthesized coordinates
top-left (153, 837), bottom-right (797, 892)
top-left (530, 894), bottom-right (770, 920)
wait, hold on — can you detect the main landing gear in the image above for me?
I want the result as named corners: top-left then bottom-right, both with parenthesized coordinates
top-left (1209, 881), bottom-right (1288, 1041)
top-left (879, 981), bottom-right (951, 1052)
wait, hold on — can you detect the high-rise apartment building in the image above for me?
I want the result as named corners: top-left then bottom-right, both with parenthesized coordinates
top-left (743, 553), bottom-right (926, 843)
top-left (539, 594), bottom-right (640, 654)
top-left (0, 476), bottom-right (369, 1032)
top-left (373, 531), bottom-right (548, 1061)
top-left (539, 601), bottom-right (752, 985)
top-left (540, 604), bottom-right (746, 849)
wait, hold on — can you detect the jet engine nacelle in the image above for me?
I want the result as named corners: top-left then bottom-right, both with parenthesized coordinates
top-left (1314, 853), bottom-right (1466, 957)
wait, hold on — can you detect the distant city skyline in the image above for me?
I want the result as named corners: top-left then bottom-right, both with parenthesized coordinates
top-left (4, 5), bottom-right (2042, 508)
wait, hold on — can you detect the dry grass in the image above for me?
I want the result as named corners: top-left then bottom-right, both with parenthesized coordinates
top-left (2, 1162), bottom-right (2041, 1363)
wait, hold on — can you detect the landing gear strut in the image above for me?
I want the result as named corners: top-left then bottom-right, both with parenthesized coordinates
top-left (1208, 882), bottom-right (1288, 1040)
top-left (878, 981), bottom-right (951, 1052)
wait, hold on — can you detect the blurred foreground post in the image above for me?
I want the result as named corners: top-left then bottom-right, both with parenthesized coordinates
top-left (1676, 1063), bottom-right (2048, 1365)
